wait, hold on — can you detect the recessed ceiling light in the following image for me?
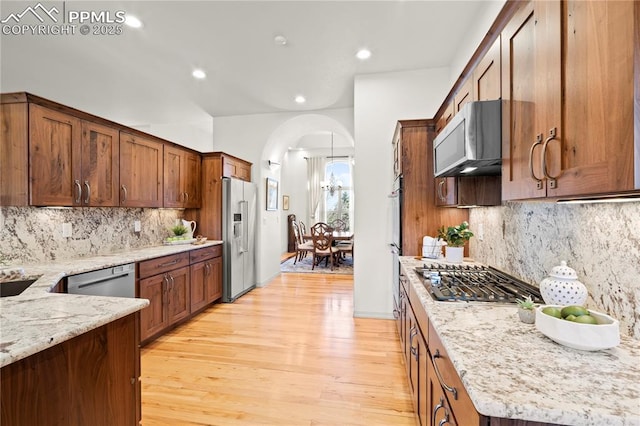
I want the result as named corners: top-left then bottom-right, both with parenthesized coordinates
top-left (295, 95), bottom-right (306, 104)
top-left (274, 35), bottom-right (288, 46)
top-left (192, 69), bottom-right (206, 79)
top-left (124, 15), bottom-right (142, 28)
top-left (356, 48), bottom-right (372, 60)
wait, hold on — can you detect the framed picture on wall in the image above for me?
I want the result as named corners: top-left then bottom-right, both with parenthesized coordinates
top-left (266, 178), bottom-right (278, 211)
top-left (283, 195), bottom-right (290, 211)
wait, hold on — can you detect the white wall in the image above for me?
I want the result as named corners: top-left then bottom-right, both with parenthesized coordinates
top-left (211, 108), bottom-right (353, 286)
top-left (448, 0), bottom-right (507, 86)
top-left (353, 67), bottom-right (450, 318)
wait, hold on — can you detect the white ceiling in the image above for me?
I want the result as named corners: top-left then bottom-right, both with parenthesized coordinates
top-left (1, 1), bottom-right (496, 135)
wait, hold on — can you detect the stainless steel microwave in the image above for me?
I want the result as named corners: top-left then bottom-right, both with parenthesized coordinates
top-left (433, 100), bottom-right (502, 177)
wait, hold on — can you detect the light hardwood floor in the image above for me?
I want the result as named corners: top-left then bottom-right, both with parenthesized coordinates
top-left (141, 273), bottom-right (415, 425)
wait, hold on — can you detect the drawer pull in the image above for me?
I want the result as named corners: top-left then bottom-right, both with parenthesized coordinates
top-left (74, 180), bottom-right (82, 204)
top-left (158, 259), bottom-right (179, 268)
top-left (433, 349), bottom-right (458, 400)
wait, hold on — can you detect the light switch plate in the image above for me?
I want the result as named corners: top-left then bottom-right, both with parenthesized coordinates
top-left (134, 220), bottom-right (141, 232)
top-left (477, 223), bottom-right (484, 241)
top-left (62, 222), bottom-right (72, 238)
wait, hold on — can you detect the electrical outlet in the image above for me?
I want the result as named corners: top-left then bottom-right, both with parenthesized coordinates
top-left (477, 223), bottom-right (484, 241)
top-left (134, 220), bottom-right (141, 232)
top-left (62, 222), bottom-right (72, 238)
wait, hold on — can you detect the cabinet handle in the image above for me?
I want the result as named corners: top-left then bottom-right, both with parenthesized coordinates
top-left (438, 412), bottom-right (451, 426)
top-left (130, 377), bottom-right (136, 385)
top-left (433, 397), bottom-right (445, 426)
top-left (184, 192), bottom-right (189, 203)
top-left (432, 349), bottom-right (458, 400)
top-left (158, 259), bottom-right (179, 268)
top-left (409, 327), bottom-right (418, 360)
top-left (121, 185), bottom-right (128, 203)
top-left (169, 274), bottom-right (175, 290)
top-left (162, 274), bottom-right (169, 319)
top-left (83, 181), bottom-right (90, 204)
top-left (528, 134), bottom-right (544, 190)
top-left (541, 127), bottom-right (560, 189)
top-left (437, 179), bottom-right (444, 202)
top-left (74, 180), bottom-right (82, 204)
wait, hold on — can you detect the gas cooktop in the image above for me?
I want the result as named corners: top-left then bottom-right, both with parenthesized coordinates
top-left (415, 262), bottom-right (543, 303)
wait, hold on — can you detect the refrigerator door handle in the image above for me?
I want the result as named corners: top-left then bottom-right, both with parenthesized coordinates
top-left (240, 200), bottom-right (249, 253)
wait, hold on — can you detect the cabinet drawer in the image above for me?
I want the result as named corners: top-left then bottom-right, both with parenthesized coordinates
top-left (189, 245), bottom-right (222, 263)
top-left (138, 252), bottom-right (189, 279)
top-left (428, 322), bottom-right (480, 425)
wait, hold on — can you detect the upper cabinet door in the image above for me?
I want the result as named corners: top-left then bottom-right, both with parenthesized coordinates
top-left (164, 145), bottom-right (201, 208)
top-left (547, 0), bottom-right (636, 197)
top-left (183, 151), bottom-right (201, 208)
top-left (29, 104), bottom-right (82, 206)
top-left (81, 121), bottom-right (119, 207)
top-left (164, 145), bottom-right (184, 208)
top-left (453, 77), bottom-right (473, 114)
top-left (473, 35), bottom-right (501, 101)
top-left (120, 132), bottom-right (163, 208)
top-left (501, 0), bottom-right (561, 200)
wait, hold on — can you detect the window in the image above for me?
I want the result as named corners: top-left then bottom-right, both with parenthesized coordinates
top-left (321, 160), bottom-right (353, 231)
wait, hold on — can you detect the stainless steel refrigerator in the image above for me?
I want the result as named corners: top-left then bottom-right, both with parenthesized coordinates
top-left (222, 177), bottom-right (257, 302)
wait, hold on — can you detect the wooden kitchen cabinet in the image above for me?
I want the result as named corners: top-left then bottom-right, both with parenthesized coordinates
top-left (394, 120), bottom-right (468, 256)
top-left (0, 102), bottom-right (29, 206)
top-left (502, 0), bottom-right (638, 200)
top-left (453, 78), bottom-right (473, 114)
top-left (189, 152), bottom-right (252, 240)
top-left (138, 252), bottom-right (191, 343)
top-left (164, 145), bottom-right (201, 208)
top-left (119, 131), bottom-right (163, 207)
top-left (28, 104), bottom-right (82, 206)
top-left (1, 313), bottom-right (140, 426)
top-left (435, 176), bottom-right (501, 207)
top-left (473, 35), bottom-right (501, 102)
top-left (29, 104), bottom-right (120, 207)
top-left (189, 245), bottom-right (223, 313)
top-left (222, 154), bottom-right (252, 181)
top-left (434, 101), bottom-right (454, 135)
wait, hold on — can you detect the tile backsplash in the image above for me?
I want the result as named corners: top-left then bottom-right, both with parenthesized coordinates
top-left (0, 207), bottom-right (184, 265)
top-left (469, 201), bottom-right (640, 339)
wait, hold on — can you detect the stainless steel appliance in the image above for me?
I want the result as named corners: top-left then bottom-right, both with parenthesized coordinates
top-left (222, 177), bottom-right (257, 302)
top-left (67, 263), bottom-right (135, 298)
top-left (389, 176), bottom-right (402, 311)
top-left (415, 262), bottom-right (542, 303)
top-left (433, 100), bottom-right (502, 177)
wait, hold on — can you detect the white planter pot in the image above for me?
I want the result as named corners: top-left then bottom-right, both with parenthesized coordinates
top-left (445, 246), bottom-right (464, 263)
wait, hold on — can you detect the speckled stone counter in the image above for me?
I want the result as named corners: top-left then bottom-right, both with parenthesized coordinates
top-left (400, 256), bottom-right (640, 426)
top-left (0, 241), bottom-right (223, 368)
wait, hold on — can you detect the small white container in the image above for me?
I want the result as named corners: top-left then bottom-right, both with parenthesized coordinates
top-left (539, 260), bottom-right (588, 305)
top-left (535, 305), bottom-right (620, 351)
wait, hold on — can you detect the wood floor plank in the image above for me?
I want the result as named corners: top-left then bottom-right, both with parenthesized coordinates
top-left (141, 272), bottom-right (415, 425)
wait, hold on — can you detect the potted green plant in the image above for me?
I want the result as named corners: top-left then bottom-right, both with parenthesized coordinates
top-left (516, 295), bottom-right (537, 324)
top-left (437, 221), bottom-right (473, 263)
top-left (168, 224), bottom-right (189, 242)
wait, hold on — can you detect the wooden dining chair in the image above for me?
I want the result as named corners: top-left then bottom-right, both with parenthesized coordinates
top-left (310, 222), bottom-right (339, 270)
top-left (329, 218), bottom-right (347, 232)
top-left (298, 220), bottom-right (311, 243)
top-left (292, 221), bottom-right (313, 264)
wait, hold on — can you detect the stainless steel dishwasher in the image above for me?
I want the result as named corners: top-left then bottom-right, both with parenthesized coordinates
top-left (67, 263), bottom-right (136, 298)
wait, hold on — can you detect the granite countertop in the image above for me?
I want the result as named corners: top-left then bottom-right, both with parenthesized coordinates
top-left (400, 256), bottom-right (640, 426)
top-left (0, 241), bottom-right (223, 368)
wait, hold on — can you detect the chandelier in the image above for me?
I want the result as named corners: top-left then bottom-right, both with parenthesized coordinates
top-left (320, 132), bottom-right (343, 196)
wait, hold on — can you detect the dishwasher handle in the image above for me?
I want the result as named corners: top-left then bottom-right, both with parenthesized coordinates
top-left (74, 272), bottom-right (132, 289)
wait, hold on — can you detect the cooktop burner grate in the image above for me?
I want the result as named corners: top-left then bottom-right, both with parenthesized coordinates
top-left (415, 263), bottom-right (543, 303)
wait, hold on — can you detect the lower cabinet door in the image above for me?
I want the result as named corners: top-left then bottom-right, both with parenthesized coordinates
top-left (167, 266), bottom-right (190, 324)
top-left (139, 273), bottom-right (168, 341)
top-left (206, 256), bottom-right (223, 303)
top-left (190, 261), bottom-right (208, 312)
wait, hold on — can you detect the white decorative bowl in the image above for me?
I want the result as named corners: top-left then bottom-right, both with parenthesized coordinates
top-left (535, 305), bottom-right (620, 351)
